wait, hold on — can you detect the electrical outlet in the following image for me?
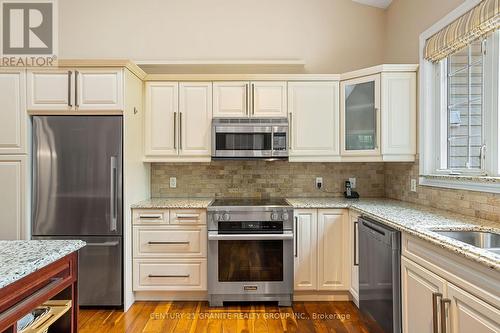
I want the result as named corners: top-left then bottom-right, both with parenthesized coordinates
top-left (170, 177), bottom-right (177, 188)
top-left (315, 177), bottom-right (323, 190)
top-left (410, 179), bottom-right (417, 192)
top-left (349, 177), bottom-right (357, 189)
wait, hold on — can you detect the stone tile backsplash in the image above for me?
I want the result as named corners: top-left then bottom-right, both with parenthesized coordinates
top-left (151, 161), bottom-right (385, 199)
top-left (384, 161), bottom-right (500, 222)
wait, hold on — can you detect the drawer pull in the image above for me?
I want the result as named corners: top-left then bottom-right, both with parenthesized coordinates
top-left (176, 214), bottom-right (200, 219)
top-left (148, 274), bottom-right (190, 278)
top-left (147, 241), bottom-right (190, 245)
top-left (139, 214), bottom-right (163, 219)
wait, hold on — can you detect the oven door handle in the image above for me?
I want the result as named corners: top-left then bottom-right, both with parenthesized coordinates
top-left (208, 231), bottom-right (293, 241)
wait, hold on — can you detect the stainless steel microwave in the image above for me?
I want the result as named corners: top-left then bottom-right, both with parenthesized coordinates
top-left (211, 118), bottom-right (288, 159)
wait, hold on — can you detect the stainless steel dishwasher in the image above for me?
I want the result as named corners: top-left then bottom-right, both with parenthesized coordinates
top-left (359, 216), bottom-right (401, 333)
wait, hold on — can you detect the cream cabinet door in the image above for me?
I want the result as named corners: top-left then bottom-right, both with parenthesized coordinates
top-left (179, 82), bottom-right (212, 156)
top-left (27, 70), bottom-right (73, 110)
top-left (0, 70), bottom-right (26, 154)
top-left (401, 257), bottom-right (447, 333)
top-left (251, 81), bottom-right (287, 117)
top-left (0, 156), bottom-right (26, 240)
top-left (349, 211), bottom-right (360, 305)
top-left (75, 69), bottom-right (123, 111)
top-left (381, 72), bottom-right (417, 161)
top-left (213, 82), bottom-right (249, 117)
top-left (447, 283), bottom-right (500, 333)
top-left (145, 82), bottom-right (179, 156)
top-left (317, 210), bottom-right (349, 290)
top-left (288, 82), bottom-right (339, 159)
top-left (294, 209), bottom-right (318, 291)
top-left (340, 74), bottom-right (381, 156)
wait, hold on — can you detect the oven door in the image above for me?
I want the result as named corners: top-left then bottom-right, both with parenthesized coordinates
top-left (208, 231), bottom-right (294, 295)
top-left (213, 126), bottom-right (274, 158)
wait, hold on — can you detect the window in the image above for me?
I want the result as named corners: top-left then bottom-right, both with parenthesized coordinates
top-left (433, 32), bottom-right (499, 177)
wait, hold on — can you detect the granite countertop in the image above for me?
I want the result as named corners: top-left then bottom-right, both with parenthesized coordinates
top-left (0, 240), bottom-right (86, 289)
top-left (131, 197), bottom-right (214, 209)
top-left (286, 197), bottom-right (500, 271)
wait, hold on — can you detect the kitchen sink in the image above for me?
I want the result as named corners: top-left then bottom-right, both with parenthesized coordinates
top-left (432, 231), bottom-right (500, 253)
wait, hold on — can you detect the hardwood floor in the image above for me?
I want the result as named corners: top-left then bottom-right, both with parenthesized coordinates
top-left (79, 301), bottom-right (385, 333)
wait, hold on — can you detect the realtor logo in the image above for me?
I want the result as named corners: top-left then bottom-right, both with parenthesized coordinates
top-left (1, 0), bottom-right (57, 66)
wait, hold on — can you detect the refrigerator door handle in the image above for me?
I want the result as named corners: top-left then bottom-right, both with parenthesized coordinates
top-left (110, 156), bottom-right (118, 232)
top-left (86, 241), bottom-right (120, 247)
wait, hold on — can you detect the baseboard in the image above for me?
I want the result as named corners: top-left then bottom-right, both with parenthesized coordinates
top-left (293, 291), bottom-right (352, 302)
top-left (134, 291), bottom-right (208, 301)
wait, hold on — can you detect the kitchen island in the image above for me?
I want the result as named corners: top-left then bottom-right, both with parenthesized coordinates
top-left (0, 240), bottom-right (85, 333)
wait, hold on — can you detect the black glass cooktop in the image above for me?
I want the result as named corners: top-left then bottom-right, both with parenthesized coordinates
top-left (211, 198), bottom-right (289, 207)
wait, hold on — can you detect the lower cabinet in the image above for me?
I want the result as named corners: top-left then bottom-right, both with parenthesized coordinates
top-left (0, 155), bottom-right (26, 240)
top-left (132, 208), bottom-right (207, 292)
top-left (293, 209), bottom-right (349, 291)
top-left (349, 210), bottom-right (360, 305)
top-left (401, 237), bottom-right (500, 333)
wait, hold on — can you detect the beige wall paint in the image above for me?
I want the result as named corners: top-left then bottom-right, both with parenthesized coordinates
top-left (384, 0), bottom-right (465, 63)
top-left (58, 0), bottom-right (385, 73)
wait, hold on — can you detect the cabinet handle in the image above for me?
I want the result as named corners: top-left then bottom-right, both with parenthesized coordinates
top-left (75, 70), bottom-right (79, 108)
top-left (148, 241), bottom-right (190, 245)
top-left (354, 221), bottom-right (359, 266)
top-left (148, 274), bottom-right (190, 278)
top-left (432, 292), bottom-right (442, 333)
top-left (440, 298), bottom-right (451, 333)
top-left (176, 214), bottom-right (200, 219)
top-left (173, 112), bottom-right (177, 150)
top-left (246, 83), bottom-right (249, 116)
top-left (374, 107), bottom-right (378, 149)
top-left (251, 83), bottom-right (255, 115)
top-left (139, 214), bottom-right (162, 220)
top-left (67, 71), bottom-right (72, 107)
top-left (179, 112), bottom-right (183, 150)
top-left (289, 112), bottom-right (293, 150)
top-left (294, 216), bottom-right (298, 258)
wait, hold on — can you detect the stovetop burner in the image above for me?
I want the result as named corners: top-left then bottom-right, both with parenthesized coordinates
top-left (210, 198), bottom-right (289, 207)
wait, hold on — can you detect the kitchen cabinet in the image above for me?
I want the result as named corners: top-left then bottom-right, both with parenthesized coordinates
top-left (27, 68), bottom-right (123, 111)
top-left (179, 83), bottom-right (212, 156)
top-left (213, 81), bottom-right (286, 118)
top-left (144, 82), bottom-right (212, 161)
top-left (144, 82), bottom-right (179, 156)
top-left (132, 208), bottom-right (207, 292)
top-left (288, 82), bottom-right (340, 161)
top-left (402, 234), bottom-right (500, 333)
top-left (0, 70), bottom-right (26, 154)
top-left (0, 156), bottom-right (26, 240)
top-left (401, 256), bottom-right (447, 333)
top-left (294, 209), bottom-right (318, 290)
top-left (349, 211), bottom-right (360, 306)
top-left (317, 210), bottom-right (349, 290)
top-left (340, 74), bottom-right (381, 156)
top-left (293, 209), bottom-right (349, 292)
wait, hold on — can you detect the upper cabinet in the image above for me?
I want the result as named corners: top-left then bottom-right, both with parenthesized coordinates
top-left (288, 81), bottom-right (340, 161)
top-left (213, 81), bottom-right (287, 118)
top-left (144, 82), bottom-right (212, 162)
top-left (0, 70), bottom-right (26, 154)
top-left (27, 68), bottom-right (123, 112)
top-left (340, 65), bottom-right (417, 162)
top-left (341, 74), bottom-right (381, 157)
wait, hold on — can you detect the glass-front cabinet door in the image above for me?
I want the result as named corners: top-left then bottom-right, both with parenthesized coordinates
top-left (341, 74), bottom-right (381, 156)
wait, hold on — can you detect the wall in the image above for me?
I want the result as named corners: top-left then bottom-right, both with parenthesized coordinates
top-left (384, 0), bottom-right (465, 63)
top-left (383, 0), bottom-right (500, 223)
top-left (58, 0), bottom-right (385, 73)
top-left (151, 161), bottom-right (385, 198)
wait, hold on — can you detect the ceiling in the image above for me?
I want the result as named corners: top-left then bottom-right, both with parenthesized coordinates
top-left (352, 0), bottom-right (393, 9)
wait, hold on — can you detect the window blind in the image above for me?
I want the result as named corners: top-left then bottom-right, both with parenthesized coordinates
top-left (424, 0), bottom-right (499, 62)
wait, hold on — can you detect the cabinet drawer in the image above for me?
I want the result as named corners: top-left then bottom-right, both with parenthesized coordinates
top-left (133, 226), bottom-right (207, 258)
top-left (133, 209), bottom-right (169, 225)
top-left (170, 209), bottom-right (206, 225)
top-left (133, 259), bottom-right (207, 291)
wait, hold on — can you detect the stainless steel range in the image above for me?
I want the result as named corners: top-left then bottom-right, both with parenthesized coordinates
top-left (207, 198), bottom-right (294, 306)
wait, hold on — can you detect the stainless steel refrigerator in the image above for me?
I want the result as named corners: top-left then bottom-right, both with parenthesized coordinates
top-left (32, 116), bottom-right (123, 307)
